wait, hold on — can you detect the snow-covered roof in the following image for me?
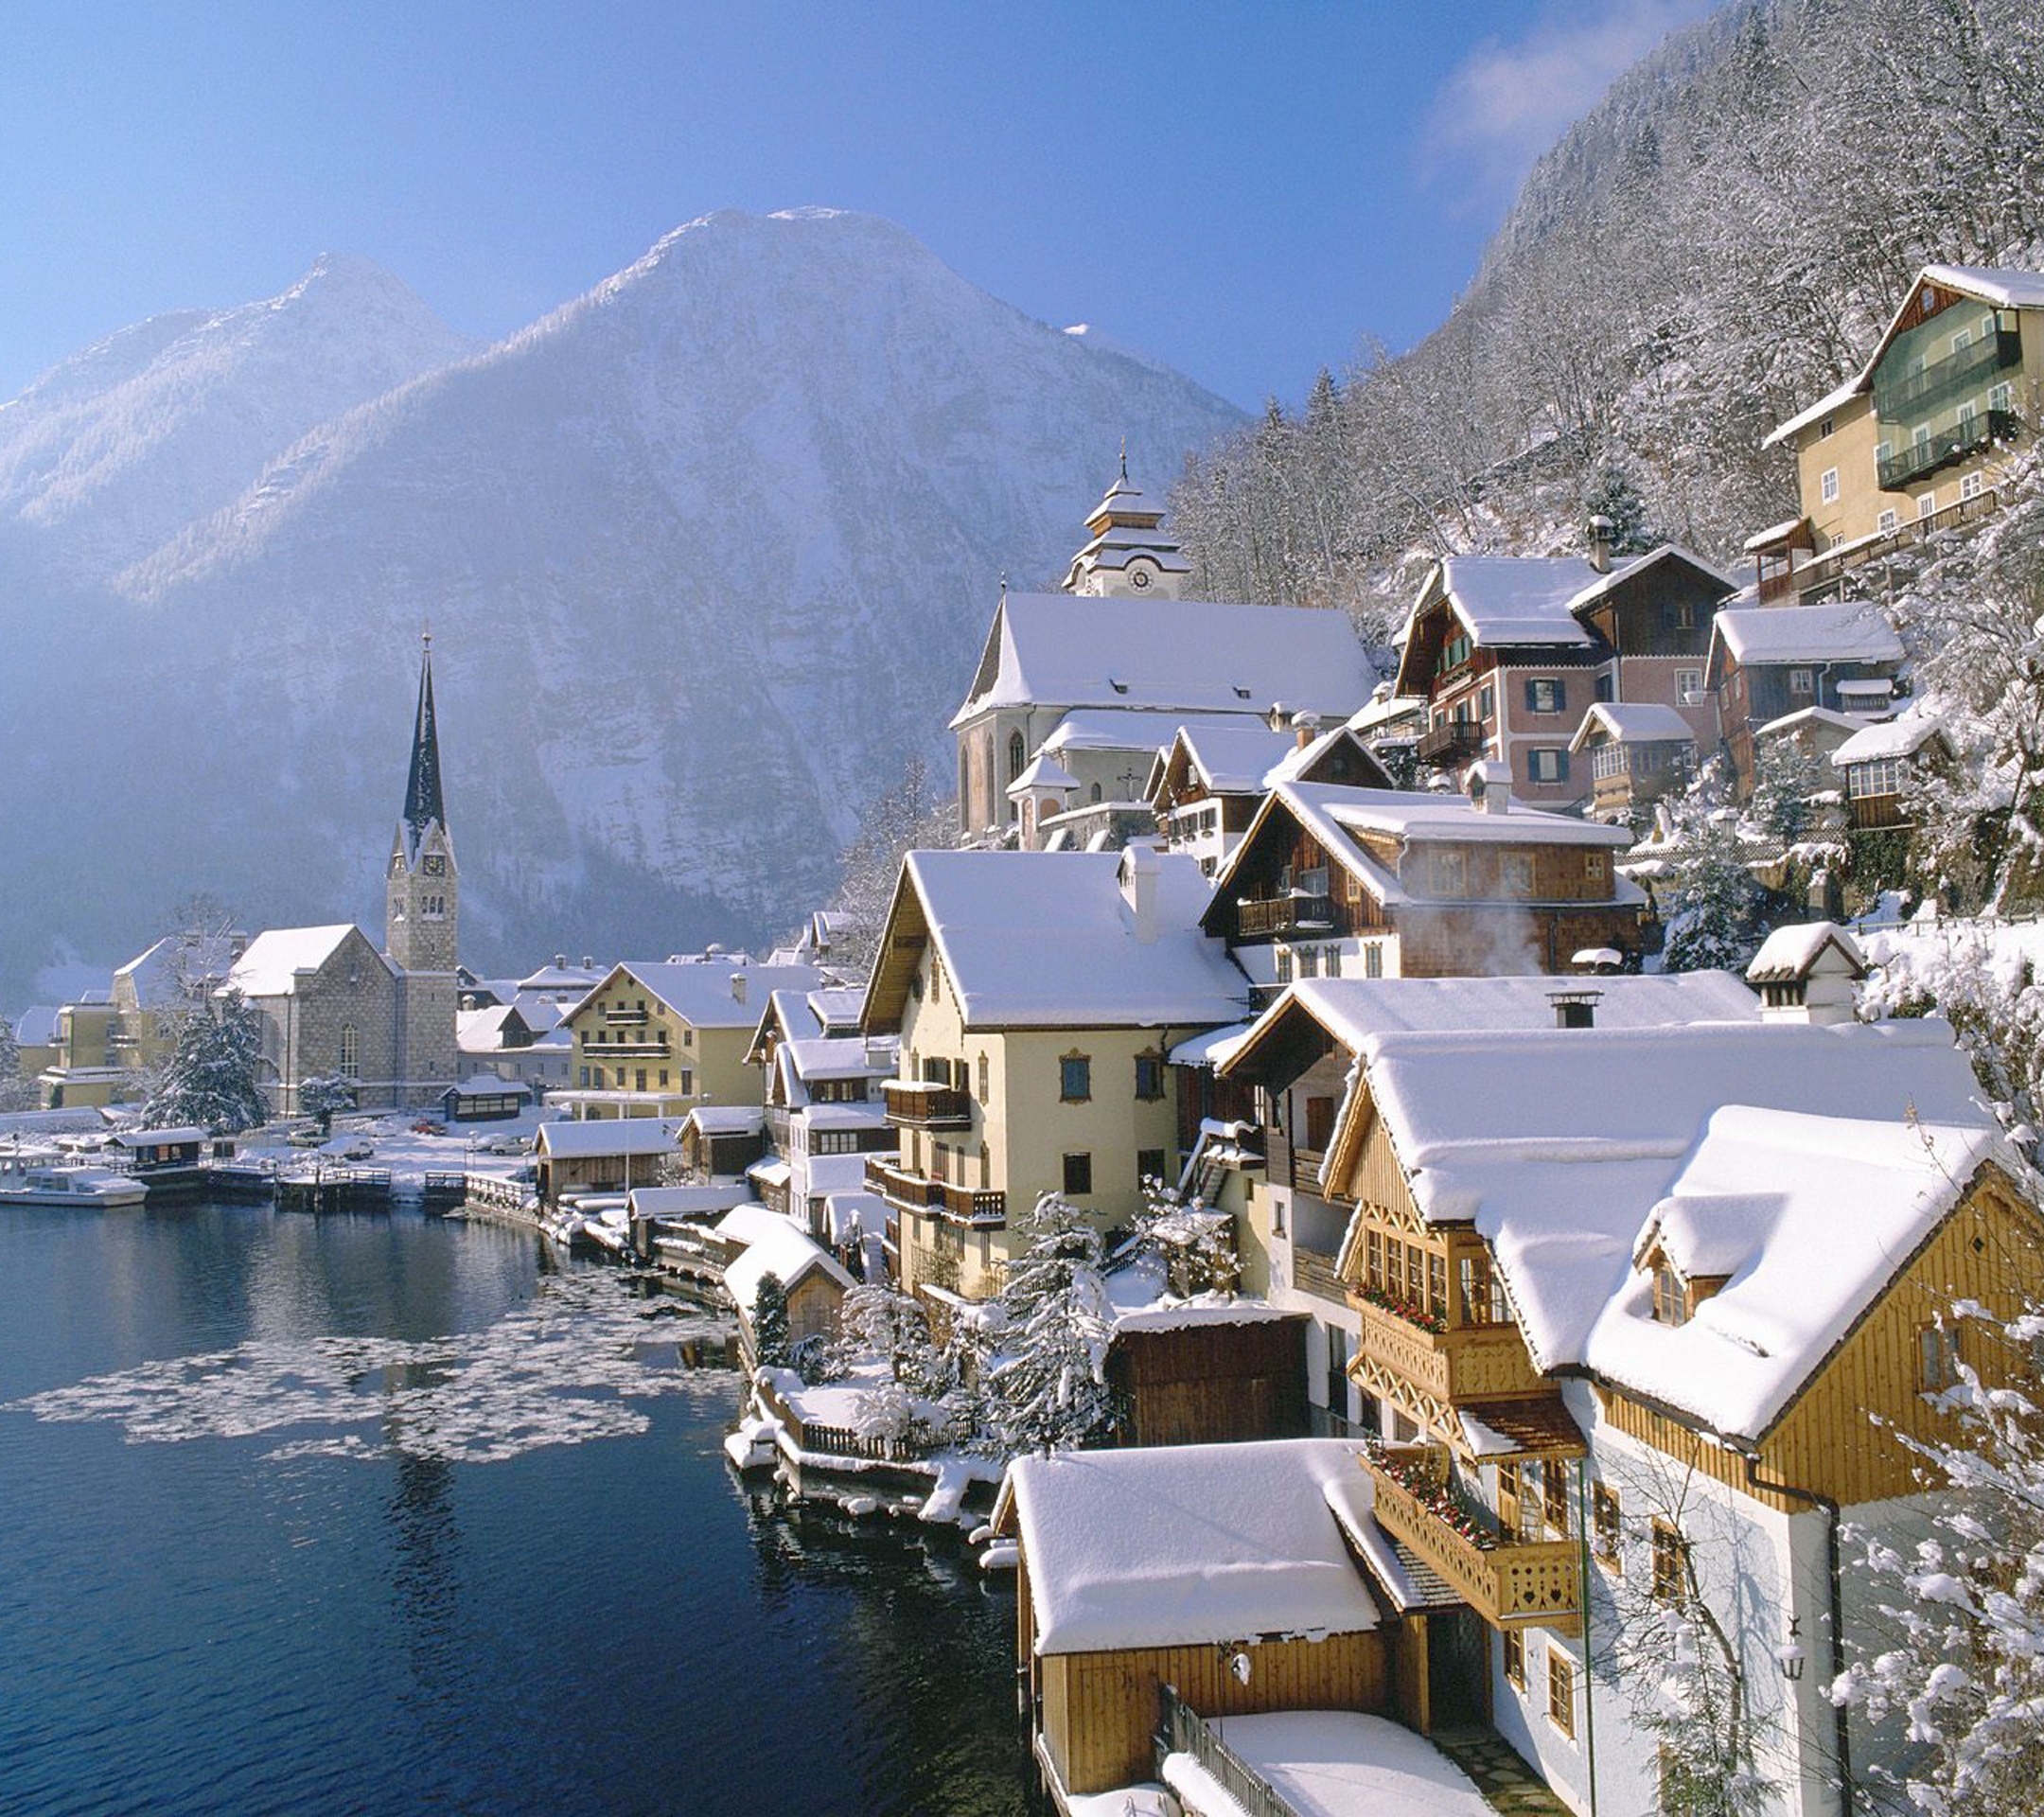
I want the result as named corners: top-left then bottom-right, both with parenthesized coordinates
top-left (998, 1439), bottom-right (1382, 1653)
top-left (714, 1203), bottom-right (803, 1248)
top-left (1745, 922), bottom-right (1867, 985)
top-left (953, 591), bottom-right (1375, 729)
top-left (723, 1219), bottom-right (852, 1315)
top-left (1347, 1017), bottom-right (2005, 1436)
top-left (1562, 543), bottom-right (1736, 618)
top-left (518, 960), bottom-right (607, 991)
top-left (1587, 1107), bottom-right (2004, 1438)
top-left (872, 848), bottom-right (1249, 1032)
top-left (682, 1104), bottom-right (765, 1137)
top-left (458, 1005), bottom-right (528, 1050)
top-left (783, 1036), bottom-right (890, 1084)
top-left (111, 1125), bottom-right (208, 1147)
top-left (1763, 377), bottom-right (1864, 450)
top-left (1832, 711), bottom-right (1946, 766)
top-left (535, 1116), bottom-right (678, 1159)
top-left (1742, 517), bottom-right (1810, 553)
top-left (1567, 701), bottom-right (1698, 752)
top-left (116, 932), bottom-right (241, 1011)
top-left (222, 926), bottom-right (379, 998)
top-left (1172, 721), bottom-right (1304, 794)
top-left (1753, 705), bottom-right (1867, 741)
top-left (1183, 1712), bottom-right (1493, 1817)
top-left (1040, 706), bottom-right (1247, 754)
top-left (1429, 555), bottom-right (1614, 648)
top-left (626, 1183), bottom-right (749, 1218)
top-left (446, 1073), bottom-right (530, 1097)
top-left (1009, 752), bottom-right (1079, 795)
top-left (1710, 601), bottom-right (1903, 668)
top-left (564, 960), bottom-right (825, 1030)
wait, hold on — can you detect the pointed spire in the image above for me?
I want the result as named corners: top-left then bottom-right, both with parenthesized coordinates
top-left (1119, 435), bottom-right (1128, 483)
top-left (402, 632), bottom-right (446, 861)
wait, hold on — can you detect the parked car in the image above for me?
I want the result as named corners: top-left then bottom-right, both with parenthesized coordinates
top-left (411, 1120), bottom-right (447, 1137)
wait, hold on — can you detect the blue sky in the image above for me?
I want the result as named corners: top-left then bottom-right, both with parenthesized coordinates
top-left (0, 0), bottom-right (1716, 411)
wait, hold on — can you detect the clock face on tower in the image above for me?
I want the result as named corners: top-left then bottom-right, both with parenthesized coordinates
top-left (424, 856), bottom-right (447, 876)
top-left (1129, 568), bottom-right (1152, 590)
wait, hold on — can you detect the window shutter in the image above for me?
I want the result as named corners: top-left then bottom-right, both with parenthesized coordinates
top-left (1556, 750), bottom-right (1570, 783)
top-left (1523, 679), bottom-right (1539, 713)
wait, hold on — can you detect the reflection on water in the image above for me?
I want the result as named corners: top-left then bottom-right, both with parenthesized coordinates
top-left (0, 1204), bottom-right (1031, 1817)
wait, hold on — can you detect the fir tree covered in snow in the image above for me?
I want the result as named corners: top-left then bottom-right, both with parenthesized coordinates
top-left (0, 1014), bottom-right (36, 1111)
top-left (1649, 764), bottom-right (1772, 974)
top-left (141, 989), bottom-right (268, 1133)
top-left (983, 1195), bottom-right (1116, 1458)
top-left (1579, 461), bottom-right (1660, 556)
top-left (1833, 1300), bottom-right (2044, 1816)
top-left (298, 1074), bottom-right (356, 1135)
top-left (1130, 1182), bottom-right (1241, 1298)
top-left (750, 1271), bottom-right (792, 1371)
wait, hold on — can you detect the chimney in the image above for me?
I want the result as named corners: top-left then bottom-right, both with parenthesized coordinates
top-left (1465, 759), bottom-right (1512, 815)
top-left (1548, 989), bottom-right (1600, 1030)
top-left (1586, 513), bottom-right (1617, 575)
top-left (1120, 841), bottom-right (1160, 944)
top-left (1266, 700), bottom-right (1293, 732)
top-left (1291, 710), bottom-right (1323, 751)
top-left (582, 955), bottom-right (594, 969)
top-left (730, 971), bottom-right (748, 1006)
top-left (555, 954), bottom-right (567, 970)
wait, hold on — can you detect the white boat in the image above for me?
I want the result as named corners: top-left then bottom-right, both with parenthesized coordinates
top-left (0, 1163), bottom-right (149, 1208)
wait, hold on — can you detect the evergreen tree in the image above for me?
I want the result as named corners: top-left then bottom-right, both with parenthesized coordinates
top-left (1652, 766), bottom-right (1770, 974)
top-left (142, 989), bottom-right (268, 1132)
top-left (1579, 461), bottom-right (1660, 555)
top-left (298, 1074), bottom-right (356, 1135)
top-left (750, 1271), bottom-right (792, 1371)
top-left (983, 1195), bottom-right (1116, 1457)
top-left (0, 1014), bottom-right (38, 1112)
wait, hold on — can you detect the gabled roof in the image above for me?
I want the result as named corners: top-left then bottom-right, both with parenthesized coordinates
top-left (723, 1220), bottom-right (854, 1317)
top-left (1562, 542), bottom-right (1738, 619)
top-left (535, 1116), bottom-right (679, 1159)
top-left (1708, 600), bottom-right (1903, 673)
top-left (1009, 752), bottom-right (1079, 795)
top-left (1567, 701), bottom-right (1699, 752)
top-left (950, 591), bottom-right (1375, 729)
top-left (1745, 921), bottom-right (1867, 985)
top-left (863, 848), bottom-right (1249, 1032)
top-left (1832, 709), bottom-right (1948, 767)
top-left (996, 1439), bottom-right (1383, 1654)
top-left (1753, 705), bottom-right (1867, 742)
top-left (1764, 263), bottom-right (2044, 447)
top-left (221, 926), bottom-right (383, 998)
top-left (563, 959), bottom-right (826, 1030)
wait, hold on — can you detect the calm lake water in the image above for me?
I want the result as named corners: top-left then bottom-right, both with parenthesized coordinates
top-left (0, 1202), bottom-right (1031, 1817)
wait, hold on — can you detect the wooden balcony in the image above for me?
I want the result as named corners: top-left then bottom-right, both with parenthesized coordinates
top-left (863, 1155), bottom-right (1005, 1226)
top-left (602, 1006), bottom-right (649, 1025)
top-left (1352, 1297), bottom-right (1546, 1407)
top-left (598, 1037), bottom-right (670, 1058)
top-left (1363, 1450), bottom-right (1581, 1635)
top-left (1236, 894), bottom-right (1335, 939)
top-left (1292, 1244), bottom-right (1346, 1305)
top-left (1416, 720), bottom-right (1486, 768)
top-left (880, 1078), bottom-right (973, 1129)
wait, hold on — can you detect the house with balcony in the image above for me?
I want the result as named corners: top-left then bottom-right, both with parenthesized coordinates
top-left (555, 956), bottom-right (825, 1121)
top-left (859, 844), bottom-right (1250, 1303)
top-left (1209, 972), bottom-right (1765, 1449)
top-left (1308, 986), bottom-right (2035, 1817)
top-left (1392, 540), bottom-right (1734, 809)
top-left (1752, 264), bottom-right (2043, 603)
top-left (950, 471), bottom-right (1377, 843)
top-left (1146, 714), bottom-right (1394, 877)
top-left (1203, 776), bottom-right (1648, 992)
top-left (1706, 600), bottom-right (1906, 797)
top-left (1566, 702), bottom-right (1699, 826)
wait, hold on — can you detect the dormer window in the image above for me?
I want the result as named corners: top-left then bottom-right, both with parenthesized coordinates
top-left (1651, 1259), bottom-right (1688, 1327)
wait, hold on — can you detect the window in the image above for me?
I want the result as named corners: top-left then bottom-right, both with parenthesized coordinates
top-left (1651, 1519), bottom-right (1687, 1602)
top-left (339, 1024), bottom-right (360, 1079)
top-left (1877, 508), bottom-right (1899, 534)
top-left (1818, 415), bottom-right (1835, 438)
top-left (1674, 600), bottom-right (1696, 630)
top-left (1304, 1095), bottom-right (1336, 1152)
top-left (1275, 948), bottom-right (1294, 985)
top-left (1876, 439), bottom-right (1892, 473)
top-left (1652, 1260), bottom-right (1689, 1327)
top-left (1547, 1649), bottom-right (1577, 1738)
top-left (1364, 943), bottom-right (1384, 979)
top-left (1505, 853), bottom-right (1534, 895)
top-left (678, 1070), bottom-right (693, 1095)
top-left (1542, 1461), bottom-right (1570, 1536)
top-left (1820, 467), bottom-right (1840, 504)
top-left (977, 1052), bottom-right (990, 1100)
top-left (1007, 731), bottom-right (1026, 782)
top-left (1297, 944), bottom-right (1319, 979)
top-left (635, 1069), bottom-right (647, 1092)
top-left (1527, 748), bottom-right (1569, 785)
top-left (1433, 849), bottom-right (1467, 896)
top-left (1592, 1482), bottom-right (1621, 1565)
top-left (1918, 1322), bottom-right (1961, 1393)
top-left (1505, 1629), bottom-right (1525, 1688)
top-left (1137, 1148), bottom-right (1167, 1188)
top-left (1059, 1053), bottom-right (1091, 1102)
top-left (1962, 470), bottom-right (1985, 502)
top-left (1846, 757), bottom-right (1903, 800)
top-left (1919, 490), bottom-right (1937, 519)
top-left (1675, 667), bottom-right (1701, 698)
top-left (1525, 678), bottom-right (1564, 714)
top-left (1990, 380), bottom-right (2014, 414)
top-left (1478, 683), bottom-right (1495, 721)
top-left (659, 1069), bottom-right (669, 1086)
top-left (1325, 945), bottom-right (1342, 978)
top-left (1788, 667), bottom-right (1814, 697)
top-left (814, 1130), bottom-right (862, 1155)
top-left (1062, 1152), bottom-right (1093, 1196)
top-left (1951, 327), bottom-right (1973, 355)
top-left (1135, 1054), bottom-right (1165, 1101)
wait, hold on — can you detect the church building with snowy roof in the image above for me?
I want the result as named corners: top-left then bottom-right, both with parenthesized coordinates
top-left (221, 642), bottom-right (461, 1115)
top-left (949, 466), bottom-right (1379, 847)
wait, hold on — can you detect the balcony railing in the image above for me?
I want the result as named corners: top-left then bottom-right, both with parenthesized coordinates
top-left (1236, 894), bottom-right (1335, 938)
top-left (863, 1155), bottom-right (1005, 1226)
top-left (1873, 327), bottom-right (2020, 420)
top-left (1878, 408), bottom-right (2019, 489)
top-left (602, 1007), bottom-right (649, 1025)
top-left (1794, 485), bottom-right (2000, 602)
top-left (1417, 720), bottom-right (1487, 767)
top-left (594, 1037), bottom-right (670, 1059)
top-left (880, 1079), bottom-right (973, 1128)
top-left (1352, 1296), bottom-right (1546, 1407)
top-left (1292, 1244), bottom-right (1346, 1305)
top-left (1363, 1448), bottom-right (1581, 1635)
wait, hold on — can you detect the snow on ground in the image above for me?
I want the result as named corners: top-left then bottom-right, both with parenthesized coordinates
top-left (230, 1104), bottom-right (561, 1188)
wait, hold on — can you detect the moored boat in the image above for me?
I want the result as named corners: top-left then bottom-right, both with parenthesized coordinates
top-left (0, 1163), bottom-right (149, 1208)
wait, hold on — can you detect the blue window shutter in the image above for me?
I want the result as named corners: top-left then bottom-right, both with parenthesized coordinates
top-left (1524, 679), bottom-right (1539, 713)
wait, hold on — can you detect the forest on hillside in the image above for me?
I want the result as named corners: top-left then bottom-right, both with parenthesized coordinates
top-left (1172, 0), bottom-right (2044, 648)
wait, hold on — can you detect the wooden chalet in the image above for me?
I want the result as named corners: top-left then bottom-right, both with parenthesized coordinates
top-left (1830, 711), bottom-right (1952, 832)
top-left (1566, 701), bottom-right (1697, 824)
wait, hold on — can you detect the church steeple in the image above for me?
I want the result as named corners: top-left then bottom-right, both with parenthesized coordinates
top-left (402, 634), bottom-right (447, 863)
top-left (1062, 451), bottom-right (1191, 599)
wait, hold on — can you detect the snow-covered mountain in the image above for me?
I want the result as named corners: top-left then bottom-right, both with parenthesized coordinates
top-left (0, 209), bottom-right (1242, 994)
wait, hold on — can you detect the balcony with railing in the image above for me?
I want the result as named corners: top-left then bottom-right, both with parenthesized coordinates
top-left (1416, 719), bottom-right (1487, 768)
top-left (863, 1155), bottom-right (1005, 1226)
top-left (1235, 894), bottom-right (1336, 939)
top-left (1793, 485), bottom-right (2000, 602)
top-left (1352, 1295), bottom-right (1547, 1407)
top-left (880, 1078), bottom-right (974, 1128)
top-left (595, 1036), bottom-right (670, 1059)
top-left (1878, 408), bottom-right (2020, 489)
top-left (1873, 327), bottom-right (2020, 420)
top-left (1362, 1447), bottom-right (1581, 1635)
top-left (602, 1006), bottom-right (649, 1026)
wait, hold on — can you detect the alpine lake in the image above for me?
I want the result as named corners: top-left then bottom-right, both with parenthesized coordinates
top-left (0, 1199), bottom-right (1033, 1817)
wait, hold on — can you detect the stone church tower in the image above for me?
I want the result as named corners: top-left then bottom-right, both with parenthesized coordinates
top-left (385, 637), bottom-right (459, 1104)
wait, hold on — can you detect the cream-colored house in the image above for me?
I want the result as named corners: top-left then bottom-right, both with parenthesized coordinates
top-left (1753, 263), bottom-right (2044, 602)
top-left (555, 957), bottom-right (825, 1121)
top-left (861, 845), bottom-right (1250, 1302)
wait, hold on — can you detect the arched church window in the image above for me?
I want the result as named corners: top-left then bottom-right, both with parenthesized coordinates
top-left (1090, 783), bottom-right (1102, 803)
top-left (1008, 732), bottom-right (1026, 782)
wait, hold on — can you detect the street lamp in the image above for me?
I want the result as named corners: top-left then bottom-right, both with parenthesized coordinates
top-left (1777, 1616), bottom-right (1806, 1683)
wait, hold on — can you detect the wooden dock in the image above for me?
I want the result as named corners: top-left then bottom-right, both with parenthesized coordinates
top-left (275, 1169), bottom-right (393, 1214)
